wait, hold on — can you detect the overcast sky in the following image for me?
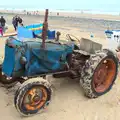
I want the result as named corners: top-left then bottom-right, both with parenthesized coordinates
top-left (0, 0), bottom-right (120, 12)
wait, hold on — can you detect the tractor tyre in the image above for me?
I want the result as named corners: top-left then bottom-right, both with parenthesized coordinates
top-left (102, 49), bottom-right (118, 58)
top-left (0, 65), bottom-right (18, 88)
top-left (0, 56), bottom-right (18, 88)
top-left (14, 77), bottom-right (52, 116)
top-left (80, 50), bottom-right (118, 98)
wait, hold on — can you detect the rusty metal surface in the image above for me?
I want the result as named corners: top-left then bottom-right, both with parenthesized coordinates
top-left (80, 38), bottom-right (102, 54)
top-left (93, 63), bottom-right (107, 88)
top-left (41, 9), bottom-right (49, 49)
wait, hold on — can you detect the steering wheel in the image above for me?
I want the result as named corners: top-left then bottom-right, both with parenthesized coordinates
top-left (66, 34), bottom-right (81, 44)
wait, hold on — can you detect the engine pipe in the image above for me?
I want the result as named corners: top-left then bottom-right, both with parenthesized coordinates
top-left (41, 9), bottom-right (49, 49)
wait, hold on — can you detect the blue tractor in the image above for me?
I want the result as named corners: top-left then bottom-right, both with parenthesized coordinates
top-left (0, 9), bottom-right (119, 116)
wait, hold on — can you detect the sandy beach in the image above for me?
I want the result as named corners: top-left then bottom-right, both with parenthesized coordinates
top-left (0, 11), bottom-right (120, 120)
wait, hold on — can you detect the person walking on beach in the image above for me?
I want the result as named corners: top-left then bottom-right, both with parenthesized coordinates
top-left (18, 16), bottom-right (24, 26)
top-left (0, 16), bottom-right (6, 33)
top-left (12, 15), bottom-right (24, 31)
top-left (12, 15), bottom-right (19, 31)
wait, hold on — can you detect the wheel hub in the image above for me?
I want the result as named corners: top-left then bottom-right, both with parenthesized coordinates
top-left (93, 58), bottom-right (116, 93)
top-left (29, 90), bottom-right (43, 105)
top-left (23, 86), bottom-right (48, 111)
top-left (33, 95), bottom-right (41, 103)
top-left (94, 63), bottom-right (108, 86)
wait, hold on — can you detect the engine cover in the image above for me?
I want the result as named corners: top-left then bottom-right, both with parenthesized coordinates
top-left (2, 37), bottom-right (74, 77)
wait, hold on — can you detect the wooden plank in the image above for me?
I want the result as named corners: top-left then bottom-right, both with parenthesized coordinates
top-left (2, 32), bottom-right (17, 37)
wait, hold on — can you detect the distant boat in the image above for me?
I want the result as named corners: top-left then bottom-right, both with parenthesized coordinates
top-left (105, 29), bottom-right (120, 42)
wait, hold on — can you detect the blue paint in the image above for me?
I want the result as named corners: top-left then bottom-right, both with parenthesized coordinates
top-left (105, 30), bottom-right (113, 34)
top-left (2, 45), bottom-right (15, 76)
top-left (2, 38), bottom-right (23, 76)
top-left (47, 30), bottom-right (55, 39)
top-left (24, 42), bottom-right (73, 76)
top-left (2, 38), bottom-right (74, 77)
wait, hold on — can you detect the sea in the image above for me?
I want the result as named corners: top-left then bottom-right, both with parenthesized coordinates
top-left (0, 6), bottom-right (120, 16)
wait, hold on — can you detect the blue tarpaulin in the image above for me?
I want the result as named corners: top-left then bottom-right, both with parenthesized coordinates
top-left (17, 23), bottom-right (43, 39)
top-left (17, 27), bottom-right (34, 38)
top-left (17, 23), bottom-right (56, 39)
top-left (25, 24), bottom-right (43, 35)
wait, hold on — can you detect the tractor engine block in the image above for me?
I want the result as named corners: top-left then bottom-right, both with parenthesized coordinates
top-left (69, 51), bottom-right (90, 78)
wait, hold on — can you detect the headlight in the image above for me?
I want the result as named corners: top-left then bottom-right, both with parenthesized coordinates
top-left (20, 56), bottom-right (27, 65)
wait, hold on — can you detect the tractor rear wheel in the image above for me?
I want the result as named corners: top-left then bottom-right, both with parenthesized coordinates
top-left (14, 78), bottom-right (52, 116)
top-left (80, 50), bottom-right (118, 98)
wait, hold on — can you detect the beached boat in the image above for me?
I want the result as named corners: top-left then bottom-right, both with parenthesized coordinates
top-left (105, 30), bottom-right (120, 42)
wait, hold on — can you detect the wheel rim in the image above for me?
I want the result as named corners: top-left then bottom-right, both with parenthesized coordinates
top-left (23, 86), bottom-right (48, 111)
top-left (93, 59), bottom-right (116, 93)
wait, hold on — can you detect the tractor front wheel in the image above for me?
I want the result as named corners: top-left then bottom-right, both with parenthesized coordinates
top-left (14, 78), bottom-right (52, 116)
top-left (0, 65), bottom-right (18, 87)
top-left (80, 50), bottom-right (118, 98)
top-left (0, 56), bottom-right (17, 87)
